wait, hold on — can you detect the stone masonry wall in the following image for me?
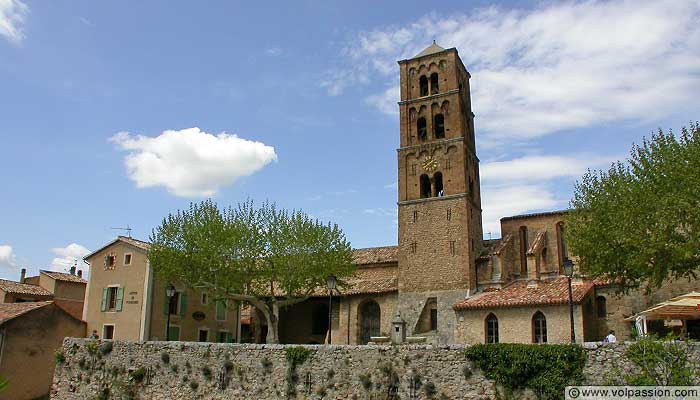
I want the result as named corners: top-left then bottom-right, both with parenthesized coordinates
top-left (52, 339), bottom-right (700, 400)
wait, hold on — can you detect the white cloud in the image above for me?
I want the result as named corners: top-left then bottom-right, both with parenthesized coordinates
top-left (0, 0), bottom-right (28, 43)
top-left (481, 155), bottom-right (613, 183)
top-left (327, 0), bottom-right (700, 145)
top-left (50, 243), bottom-right (90, 271)
top-left (481, 184), bottom-right (559, 237)
top-left (110, 127), bottom-right (277, 197)
top-left (479, 153), bottom-right (614, 237)
top-left (0, 244), bottom-right (16, 268)
top-left (265, 47), bottom-right (282, 56)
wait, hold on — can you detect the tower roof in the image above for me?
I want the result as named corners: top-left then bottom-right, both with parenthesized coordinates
top-left (413, 41), bottom-right (446, 58)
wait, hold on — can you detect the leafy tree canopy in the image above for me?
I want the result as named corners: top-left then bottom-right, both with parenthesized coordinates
top-left (567, 122), bottom-right (700, 290)
top-left (149, 199), bottom-right (355, 343)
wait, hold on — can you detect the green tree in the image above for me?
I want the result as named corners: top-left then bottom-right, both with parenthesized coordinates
top-left (567, 122), bottom-right (700, 290)
top-left (149, 199), bottom-right (355, 343)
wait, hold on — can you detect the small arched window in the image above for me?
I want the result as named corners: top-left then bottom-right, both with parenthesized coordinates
top-left (486, 313), bottom-right (499, 343)
top-left (417, 117), bottom-right (427, 141)
top-left (434, 114), bottom-right (445, 138)
top-left (430, 73), bottom-right (439, 94)
top-left (434, 172), bottom-right (444, 197)
top-left (596, 296), bottom-right (607, 318)
top-left (420, 174), bottom-right (431, 199)
top-left (419, 75), bottom-right (429, 96)
top-left (533, 311), bottom-right (547, 343)
top-left (519, 226), bottom-right (528, 275)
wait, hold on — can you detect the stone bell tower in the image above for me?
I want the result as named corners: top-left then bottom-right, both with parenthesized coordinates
top-left (396, 42), bottom-right (483, 343)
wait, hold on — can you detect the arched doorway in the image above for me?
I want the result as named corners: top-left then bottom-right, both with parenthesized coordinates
top-left (358, 300), bottom-right (381, 344)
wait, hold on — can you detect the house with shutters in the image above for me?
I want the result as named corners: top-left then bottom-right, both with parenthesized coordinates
top-left (82, 236), bottom-right (239, 342)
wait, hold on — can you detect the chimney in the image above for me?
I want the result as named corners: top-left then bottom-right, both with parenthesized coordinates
top-left (20, 268), bottom-right (26, 283)
top-left (77, 270), bottom-right (83, 279)
top-left (70, 266), bottom-right (76, 275)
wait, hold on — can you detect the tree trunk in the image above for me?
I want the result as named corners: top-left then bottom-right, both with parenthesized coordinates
top-left (266, 302), bottom-right (280, 344)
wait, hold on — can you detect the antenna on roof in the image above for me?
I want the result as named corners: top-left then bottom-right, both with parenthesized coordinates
top-left (111, 225), bottom-right (132, 238)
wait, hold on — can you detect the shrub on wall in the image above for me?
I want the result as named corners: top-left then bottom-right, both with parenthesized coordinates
top-left (625, 337), bottom-right (697, 386)
top-left (465, 344), bottom-right (586, 400)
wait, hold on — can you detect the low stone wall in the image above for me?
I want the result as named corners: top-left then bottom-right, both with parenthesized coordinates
top-left (50, 339), bottom-right (700, 399)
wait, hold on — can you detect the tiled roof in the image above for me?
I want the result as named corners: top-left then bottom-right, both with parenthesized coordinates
top-left (453, 277), bottom-right (595, 310)
top-left (343, 266), bottom-right (398, 295)
top-left (0, 301), bottom-right (53, 325)
top-left (413, 41), bottom-right (446, 58)
top-left (352, 246), bottom-right (398, 265)
top-left (41, 270), bottom-right (87, 284)
top-left (83, 235), bottom-right (150, 260)
top-left (0, 279), bottom-right (53, 296)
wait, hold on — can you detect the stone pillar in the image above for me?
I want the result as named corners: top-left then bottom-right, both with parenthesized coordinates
top-left (392, 312), bottom-right (407, 344)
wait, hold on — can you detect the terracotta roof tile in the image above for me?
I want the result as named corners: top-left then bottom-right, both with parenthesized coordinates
top-left (0, 301), bottom-right (53, 325)
top-left (352, 246), bottom-right (398, 265)
top-left (453, 277), bottom-right (594, 310)
top-left (0, 279), bottom-right (53, 296)
top-left (41, 270), bottom-right (87, 284)
top-left (118, 236), bottom-right (151, 251)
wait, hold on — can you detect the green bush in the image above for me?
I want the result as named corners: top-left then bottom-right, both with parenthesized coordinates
top-left (285, 346), bottom-right (312, 366)
top-left (99, 341), bottom-right (113, 356)
top-left (129, 367), bottom-right (146, 383)
top-left (465, 344), bottom-right (586, 400)
top-left (625, 337), bottom-right (695, 385)
top-left (54, 350), bottom-right (65, 365)
top-left (160, 351), bottom-right (170, 364)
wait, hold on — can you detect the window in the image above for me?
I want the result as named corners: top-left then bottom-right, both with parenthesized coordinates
top-left (533, 312), bottom-right (547, 343)
top-left (420, 174), bottom-right (431, 198)
top-left (430, 73), bottom-right (439, 94)
top-left (201, 292), bottom-right (208, 305)
top-left (450, 241), bottom-right (456, 256)
top-left (486, 313), bottom-right (499, 343)
top-left (216, 300), bottom-right (227, 321)
top-left (446, 208), bottom-right (452, 221)
top-left (434, 172), bottom-right (444, 197)
top-left (103, 324), bottom-right (115, 340)
top-left (101, 287), bottom-right (123, 312)
top-left (430, 309), bottom-right (438, 331)
top-left (556, 222), bottom-right (568, 273)
top-left (167, 325), bottom-right (180, 341)
top-left (413, 210), bottom-right (418, 223)
top-left (169, 292), bottom-right (181, 315)
top-left (198, 329), bottom-right (209, 342)
top-left (417, 117), bottom-right (427, 141)
top-left (596, 296), bottom-right (607, 318)
top-left (104, 254), bottom-right (116, 270)
top-left (433, 114), bottom-right (445, 139)
top-left (419, 75), bottom-right (429, 96)
top-left (312, 303), bottom-right (329, 335)
top-left (218, 331), bottom-right (231, 343)
top-left (410, 242), bottom-right (417, 254)
top-left (519, 226), bottom-right (528, 275)
top-left (123, 253), bottom-right (132, 266)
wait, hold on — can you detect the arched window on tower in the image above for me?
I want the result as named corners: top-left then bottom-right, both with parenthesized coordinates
top-left (430, 73), bottom-right (439, 94)
top-left (420, 174), bottom-right (431, 199)
top-left (596, 296), bottom-right (607, 318)
top-left (434, 114), bottom-right (445, 139)
top-left (419, 75), bottom-right (429, 96)
top-left (519, 226), bottom-right (528, 275)
top-left (485, 313), bottom-right (499, 343)
top-left (417, 117), bottom-right (427, 141)
top-left (434, 172), bottom-right (444, 197)
top-left (532, 311), bottom-right (547, 343)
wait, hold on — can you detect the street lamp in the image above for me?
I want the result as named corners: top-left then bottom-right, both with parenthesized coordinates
top-left (562, 258), bottom-right (576, 343)
top-left (165, 283), bottom-right (176, 341)
top-left (326, 275), bottom-right (337, 344)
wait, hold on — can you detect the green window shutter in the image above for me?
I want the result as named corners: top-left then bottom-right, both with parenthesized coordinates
top-left (100, 288), bottom-right (108, 312)
top-left (216, 300), bottom-right (226, 321)
top-left (179, 293), bottom-right (187, 316)
top-left (115, 287), bottom-right (124, 311)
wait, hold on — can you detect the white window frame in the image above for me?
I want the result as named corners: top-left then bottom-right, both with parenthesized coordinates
top-left (198, 327), bottom-right (209, 342)
top-left (102, 324), bottom-right (116, 340)
top-left (123, 253), bottom-right (132, 266)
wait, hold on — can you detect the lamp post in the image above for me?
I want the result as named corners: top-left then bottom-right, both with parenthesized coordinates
top-left (326, 275), bottom-right (337, 345)
top-left (563, 258), bottom-right (576, 343)
top-left (165, 283), bottom-right (176, 341)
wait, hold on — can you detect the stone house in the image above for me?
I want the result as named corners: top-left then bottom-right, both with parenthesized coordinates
top-left (0, 301), bottom-right (85, 400)
top-left (0, 278), bottom-right (53, 303)
top-left (82, 236), bottom-right (240, 342)
top-left (24, 269), bottom-right (87, 320)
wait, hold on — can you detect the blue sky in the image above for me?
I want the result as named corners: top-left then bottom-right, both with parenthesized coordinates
top-left (1, 0), bottom-right (699, 280)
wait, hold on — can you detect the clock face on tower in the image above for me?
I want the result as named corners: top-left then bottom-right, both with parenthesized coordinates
top-left (422, 155), bottom-right (439, 173)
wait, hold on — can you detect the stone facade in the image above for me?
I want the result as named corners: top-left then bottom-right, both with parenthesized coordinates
top-left (51, 339), bottom-right (700, 400)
